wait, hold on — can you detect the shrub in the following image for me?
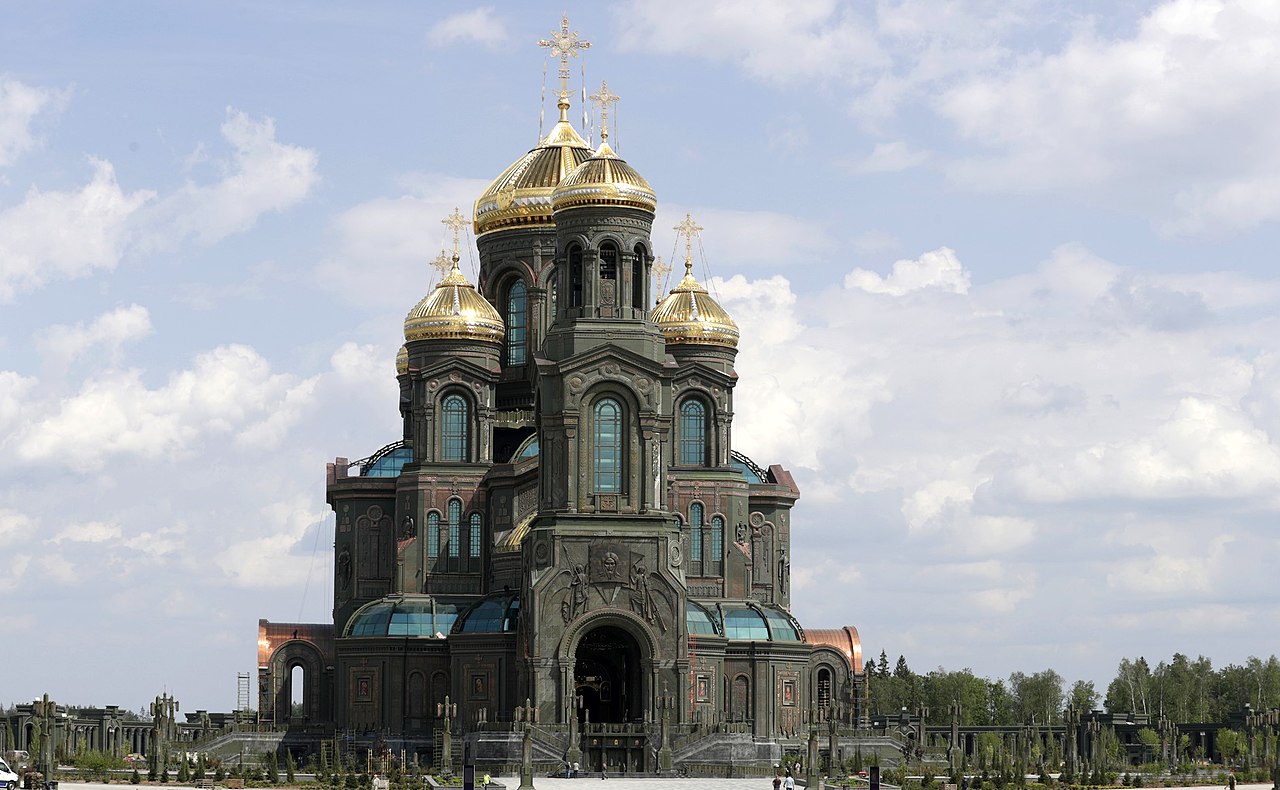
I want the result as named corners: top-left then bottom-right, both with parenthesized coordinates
top-left (130, 767), bottom-right (140, 785)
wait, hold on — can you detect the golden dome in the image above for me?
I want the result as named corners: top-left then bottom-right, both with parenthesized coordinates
top-left (650, 262), bottom-right (739, 349)
top-left (551, 140), bottom-right (656, 213)
top-left (395, 344), bottom-right (408, 375)
top-left (473, 102), bottom-right (594, 236)
top-left (404, 255), bottom-right (505, 344)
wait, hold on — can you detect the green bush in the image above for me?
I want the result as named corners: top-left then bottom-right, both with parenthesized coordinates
top-left (130, 767), bottom-right (140, 785)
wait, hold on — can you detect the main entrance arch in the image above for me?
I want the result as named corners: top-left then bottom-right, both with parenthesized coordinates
top-left (575, 625), bottom-right (642, 723)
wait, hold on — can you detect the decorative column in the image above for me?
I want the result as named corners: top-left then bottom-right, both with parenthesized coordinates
top-left (436, 695), bottom-right (457, 775)
top-left (656, 684), bottom-right (676, 772)
top-left (949, 700), bottom-right (963, 771)
top-left (516, 698), bottom-right (538, 790)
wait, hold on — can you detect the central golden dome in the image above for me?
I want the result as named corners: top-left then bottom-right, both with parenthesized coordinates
top-left (551, 140), bottom-right (656, 213)
top-left (473, 103), bottom-right (593, 236)
top-left (650, 262), bottom-right (739, 349)
top-left (404, 255), bottom-right (505, 344)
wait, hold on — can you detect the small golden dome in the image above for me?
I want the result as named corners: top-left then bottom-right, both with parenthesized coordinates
top-left (650, 262), bottom-right (739, 349)
top-left (473, 103), bottom-right (594, 236)
top-left (404, 255), bottom-right (505, 344)
top-left (395, 344), bottom-right (408, 375)
top-left (551, 140), bottom-right (656, 213)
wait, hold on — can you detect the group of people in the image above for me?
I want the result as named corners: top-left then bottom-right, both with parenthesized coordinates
top-left (772, 769), bottom-right (797, 790)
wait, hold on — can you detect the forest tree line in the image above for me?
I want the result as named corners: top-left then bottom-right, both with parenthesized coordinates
top-left (868, 652), bottom-right (1280, 726)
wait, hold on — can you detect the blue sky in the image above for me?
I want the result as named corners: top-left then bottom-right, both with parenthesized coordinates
top-left (3, 1), bottom-right (1279, 713)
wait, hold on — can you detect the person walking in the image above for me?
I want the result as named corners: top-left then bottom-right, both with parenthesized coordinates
top-left (784, 773), bottom-right (796, 790)
top-left (773, 775), bottom-right (782, 790)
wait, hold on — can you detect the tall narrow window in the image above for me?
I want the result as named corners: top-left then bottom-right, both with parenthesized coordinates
top-left (690, 503), bottom-right (704, 566)
top-left (469, 514), bottom-right (482, 560)
top-left (427, 512), bottom-right (440, 558)
top-left (569, 246), bottom-right (584, 308)
top-left (710, 515), bottom-right (724, 576)
top-left (679, 399), bottom-right (708, 466)
top-left (441, 395), bottom-right (469, 461)
top-left (817, 667), bottom-right (832, 708)
top-left (447, 499), bottom-right (461, 559)
top-left (631, 247), bottom-right (645, 309)
top-left (506, 280), bottom-right (528, 366)
top-left (599, 243), bottom-right (618, 310)
top-left (593, 398), bottom-right (623, 493)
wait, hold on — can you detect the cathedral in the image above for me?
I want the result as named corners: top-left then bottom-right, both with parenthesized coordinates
top-left (257, 17), bottom-right (865, 773)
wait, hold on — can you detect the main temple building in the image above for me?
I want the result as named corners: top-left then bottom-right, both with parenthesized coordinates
top-left (257, 18), bottom-right (865, 772)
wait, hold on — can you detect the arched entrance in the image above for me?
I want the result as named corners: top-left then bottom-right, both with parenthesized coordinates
top-left (574, 625), bottom-right (643, 724)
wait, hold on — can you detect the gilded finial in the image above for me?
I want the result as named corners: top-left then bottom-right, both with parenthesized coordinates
top-left (589, 80), bottom-right (620, 143)
top-left (673, 213), bottom-right (703, 274)
top-left (429, 250), bottom-right (453, 279)
top-left (441, 207), bottom-right (469, 268)
top-left (538, 14), bottom-right (592, 118)
top-left (651, 255), bottom-right (671, 300)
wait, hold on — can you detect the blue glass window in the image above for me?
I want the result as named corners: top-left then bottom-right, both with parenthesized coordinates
top-left (506, 280), bottom-right (528, 366)
top-left (723, 607), bottom-right (770, 640)
top-left (593, 398), bottom-right (622, 493)
top-left (362, 445), bottom-right (413, 477)
top-left (686, 602), bottom-right (719, 635)
top-left (762, 607), bottom-right (801, 641)
top-left (442, 395), bottom-right (469, 461)
top-left (690, 503), bottom-right (703, 562)
top-left (426, 512), bottom-right (440, 558)
top-left (679, 399), bottom-right (707, 466)
top-left (447, 499), bottom-right (461, 558)
top-left (469, 514), bottom-right (481, 559)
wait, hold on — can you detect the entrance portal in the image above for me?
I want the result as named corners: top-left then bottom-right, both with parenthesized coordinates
top-left (574, 625), bottom-right (642, 723)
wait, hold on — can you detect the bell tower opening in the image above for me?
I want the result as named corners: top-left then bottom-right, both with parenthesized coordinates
top-left (574, 625), bottom-right (643, 724)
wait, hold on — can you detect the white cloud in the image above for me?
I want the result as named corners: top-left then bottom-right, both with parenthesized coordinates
top-left (13, 344), bottom-right (320, 470)
top-left (331, 342), bottom-right (393, 386)
top-left (0, 370), bottom-right (37, 431)
top-left (617, 0), bottom-right (888, 85)
top-left (427, 7), bottom-right (508, 48)
top-left (214, 497), bottom-right (330, 589)
top-left (848, 140), bottom-right (930, 173)
top-left (49, 520), bottom-right (122, 545)
top-left (844, 246), bottom-right (970, 295)
top-left (141, 109), bottom-right (319, 248)
top-left (36, 304), bottom-right (153, 366)
top-left (314, 174), bottom-right (490, 309)
top-left (940, 0), bottom-right (1280, 231)
top-left (0, 75), bottom-right (68, 167)
top-left (0, 158), bottom-right (154, 301)
top-left (0, 553), bottom-right (30, 591)
top-left (0, 508), bottom-right (36, 546)
top-left (652, 206), bottom-right (834, 275)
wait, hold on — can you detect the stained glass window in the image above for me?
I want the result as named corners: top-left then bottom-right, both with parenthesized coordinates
top-left (593, 398), bottom-right (622, 493)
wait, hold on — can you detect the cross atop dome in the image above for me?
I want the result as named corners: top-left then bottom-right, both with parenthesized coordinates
top-left (673, 213), bottom-right (704, 274)
top-left (538, 14), bottom-right (591, 107)
top-left (589, 80), bottom-right (620, 143)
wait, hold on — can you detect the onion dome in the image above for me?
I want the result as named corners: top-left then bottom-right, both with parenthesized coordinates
top-left (395, 344), bottom-right (408, 375)
top-left (403, 254), bottom-right (505, 344)
top-left (551, 139), bottom-right (656, 213)
top-left (473, 100), bottom-right (594, 236)
top-left (649, 261), bottom-right (739, 349)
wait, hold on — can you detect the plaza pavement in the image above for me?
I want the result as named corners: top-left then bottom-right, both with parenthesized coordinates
top-left (46, 782), bottom-right (1278, 790)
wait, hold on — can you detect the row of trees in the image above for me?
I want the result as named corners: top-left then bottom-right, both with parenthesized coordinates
top-left (868, 652), bottom-right (1280, 726)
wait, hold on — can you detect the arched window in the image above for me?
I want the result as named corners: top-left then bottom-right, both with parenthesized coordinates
top-left (469, 513), bottom-right (482, 562)
top-left (426, 511), bottom-right (440, 558)
top-left (506, 280), bottom-right (528, 366)
top-left (817, 667), bottom-right (832, 708)
top-left (569, 245), bottom-right (584, 308)
top-left (441, 394), bottom-right (469, 461)
top-left (690, 503), bottom-right (704, 568)
top-left (593, 397), bottom-right (623, 493)
top-left (447, 499), bottom-right (461, 559)
top-left (710, 515), bottom-right (724, 576)
top-left (679, 399), bottom-right (708, 466)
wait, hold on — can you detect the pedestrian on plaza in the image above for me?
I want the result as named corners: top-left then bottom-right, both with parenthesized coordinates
top-left (773, 774), bottom-right (782, 790)
top-left (600, 762), bottom-right (608, 780)
top-left (785, 773), bottom-right (796, 790)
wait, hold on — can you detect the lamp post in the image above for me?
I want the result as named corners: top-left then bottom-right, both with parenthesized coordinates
top-left (515, 698), bottom-right (537, 790)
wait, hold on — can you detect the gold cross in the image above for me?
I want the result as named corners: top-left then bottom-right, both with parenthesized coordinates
top-left (589, 80), bottom-right (620, 141)
top-left (441, 207), bottom-right (469, 256)
top-left (538, 14), bottom-right (591, 101)
top-left (673, 213), bottom-right (703, 273)
top-left (651, 255), bottom-right (671, 296)
top-left (429, 250), bottom-right (453, 278)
